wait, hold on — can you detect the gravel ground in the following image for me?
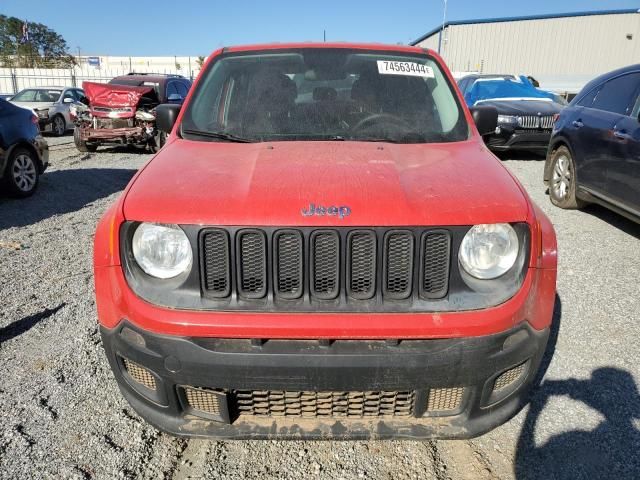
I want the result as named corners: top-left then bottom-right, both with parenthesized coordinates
top-left (0, 136), bottom-right (638, 480)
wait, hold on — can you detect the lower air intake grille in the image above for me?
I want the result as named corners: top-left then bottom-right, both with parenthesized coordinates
top-left (426, 387), bottom-right (465, 412)
top-left (494, 363), bottom-right (527, 391)
top-left (122, 358), bottom-right (156, 390)
top-left (234, 390), bottom-right (415, 418)
top-left (184, 386), bottom-right (223, 415)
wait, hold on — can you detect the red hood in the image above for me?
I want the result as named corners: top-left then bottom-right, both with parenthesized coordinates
top-left (123, 139), bottom-right (530, 226)
top-left (82, 81), bottom-right (153, 108)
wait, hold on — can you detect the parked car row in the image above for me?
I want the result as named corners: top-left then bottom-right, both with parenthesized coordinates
top-left (0, 98), bottom-right (49, 197)
top-left (544, 64), bottom-right (640, 223)
top-left (458, 68), bottom-right (640, 224)
top-left (9, 86), bottom-right (85, 136)
top-left (457, 74), bottom-right (565, 153)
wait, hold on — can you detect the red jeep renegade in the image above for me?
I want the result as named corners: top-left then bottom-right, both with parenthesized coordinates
top-left (94, 43), bottom-right (557, 440)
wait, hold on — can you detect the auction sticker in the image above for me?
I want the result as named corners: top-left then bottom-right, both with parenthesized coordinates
top-left (377, 60), bottom-right (434, 78)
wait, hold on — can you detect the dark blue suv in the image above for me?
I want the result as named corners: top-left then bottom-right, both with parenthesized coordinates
top-left (544, 65), bottom-right (640, 222)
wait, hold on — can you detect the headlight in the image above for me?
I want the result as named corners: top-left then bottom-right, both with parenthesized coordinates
top-left (459, 224), bottom-right (519, 279)
top-left (497, 115), bottom-right (517, 125)
top-left (132, 223), bottom-right (192, 279)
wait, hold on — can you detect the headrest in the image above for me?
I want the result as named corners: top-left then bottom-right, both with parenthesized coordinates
top-left (252, 69), bottom-right (297, 104)
top-left (313, 86), bottom-right (337, 102)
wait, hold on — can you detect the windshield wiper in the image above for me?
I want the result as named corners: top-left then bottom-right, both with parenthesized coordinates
top-left (182, 128), bottom-right (255, 143)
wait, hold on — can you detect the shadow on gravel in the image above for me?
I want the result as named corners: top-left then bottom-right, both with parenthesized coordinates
top-left (581, 204), bottom-right (640, 240)
top-left (0, 303), bottom-right (65, 345)
top-left (515, 296), bottom-right (640, 479)
top-left (0, 168), bottom-right (136, 230)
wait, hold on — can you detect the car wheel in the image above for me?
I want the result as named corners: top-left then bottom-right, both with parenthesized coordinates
top-left (149, 131), bottom-right (166, 153)
top-left (548, 146), bottom-right (585, 209)
top-left (74, 126), bottom-right (98, 152)
top-left (2, 147), bottom-right (40, 197)
top-left (52, 114), bottom-right (66, 136)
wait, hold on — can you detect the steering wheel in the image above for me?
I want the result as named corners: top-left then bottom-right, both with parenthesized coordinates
top-left (350, 113), bottom-right (412, 134)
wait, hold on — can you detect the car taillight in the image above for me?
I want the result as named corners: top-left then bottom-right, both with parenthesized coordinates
top-left (31, 114), bottom-right (39, 124)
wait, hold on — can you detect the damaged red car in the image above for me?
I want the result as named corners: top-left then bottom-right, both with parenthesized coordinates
top-left (74, 73), bottom-right (191, 153)
top-left (95, 43), bottom-right (558, 440)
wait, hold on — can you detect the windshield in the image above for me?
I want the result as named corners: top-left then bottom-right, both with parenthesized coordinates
top-left (465, 78), bottom-right (552, 106)
top-left (181, 48), bottom-right (468, 143)
top-left (11, 89), bottom-right (62, 103)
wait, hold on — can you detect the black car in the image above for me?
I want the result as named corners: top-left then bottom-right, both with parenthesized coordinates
top-left (0, 99), bottom-right (49, 197)
top-left (459, 75), bottom-right (565, 153)
top-left (544, 64), bottom-right (640, 222)
top-left (108, 73), bottom-right (192, 104)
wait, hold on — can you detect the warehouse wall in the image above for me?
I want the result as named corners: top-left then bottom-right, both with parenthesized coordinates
top-left (417, 12), bottom-right (640, 78)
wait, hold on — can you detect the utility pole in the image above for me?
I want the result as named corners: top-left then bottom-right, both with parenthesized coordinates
top-left (437, 0), bottom-right (448, 55)
top-left (323, 30), bottom-right (326, 42)
top-left (77, 46), bottom-right (81, 64)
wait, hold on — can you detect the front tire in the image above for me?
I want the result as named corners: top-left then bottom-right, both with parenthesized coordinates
top-left (548, 146), bottom-right (585, 209)
top-left (149, 131), bottom-right (166, 153)
top-left (74, 126), bottom-right (98, 153)
top-left (2, 147), bottom-right (40, 197)
top-left (52, 114), bottom-right (66, 137)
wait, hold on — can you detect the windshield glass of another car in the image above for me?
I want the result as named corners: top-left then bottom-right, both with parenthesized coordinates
top-left (466, 78), bottom-right (551, 106)
top-left (12, 89), bottom-right (62, 102)
top-left (182, 48), bottom-right (468, 143)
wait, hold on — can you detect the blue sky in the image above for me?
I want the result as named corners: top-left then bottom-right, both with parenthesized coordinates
top-left (2, 0), bottom-right (639, 55)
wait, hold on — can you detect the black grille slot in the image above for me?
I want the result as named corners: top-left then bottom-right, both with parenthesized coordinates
top-left (274, 231), bottom-right (303, 299)
top-left (420, 232), bottom-right (451, 298)
top-left (347, 231), bottom-right (376, 299)
top-left (202, 230), bottom-right (231, 297)
top-left (384, 231), bottom-right (414, 299)
top-left (237, 230), bottom-right (267, 298)
top-left (310, 231), bottom-right (340, 299)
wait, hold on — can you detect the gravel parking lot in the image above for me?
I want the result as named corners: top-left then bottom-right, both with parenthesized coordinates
top-left (1, 136), bottom-right (638, 480)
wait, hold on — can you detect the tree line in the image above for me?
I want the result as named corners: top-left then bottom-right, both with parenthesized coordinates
top-left (0, 15), bottom-right (75, 68)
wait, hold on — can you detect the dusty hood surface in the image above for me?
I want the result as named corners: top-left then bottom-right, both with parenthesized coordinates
top-left (82, 81), bottom-right (153, 108)
top-left (123, 139), bottom-right (530, 226)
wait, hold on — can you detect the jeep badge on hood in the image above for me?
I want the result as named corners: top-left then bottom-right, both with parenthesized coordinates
top-left (301, 203), bottom-right (351, 219)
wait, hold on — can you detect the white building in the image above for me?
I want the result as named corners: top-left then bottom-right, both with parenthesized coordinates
top-left (412, 9), bottom-right (640, 94)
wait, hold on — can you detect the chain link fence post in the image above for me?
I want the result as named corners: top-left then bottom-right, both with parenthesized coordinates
top-left (11, 68), bottom-right (18, 94)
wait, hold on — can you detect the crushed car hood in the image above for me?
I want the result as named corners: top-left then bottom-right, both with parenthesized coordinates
top-left (123, 139), bottom-right (530, 226)
top-left (82, 81), bottom-right (153, 109)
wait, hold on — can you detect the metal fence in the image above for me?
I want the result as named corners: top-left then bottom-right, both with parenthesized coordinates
top-left (0, 66), bottom-right (196, 95)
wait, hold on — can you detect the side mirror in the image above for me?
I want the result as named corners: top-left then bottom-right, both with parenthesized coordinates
top-left (63, 97), bottom-right (74, 104)
top-left (470, 106), bottom-right (498, 136)
top-left (156, 104), bottom-right (181, 133)
top-left (167, 93), bottom-right (184, 103)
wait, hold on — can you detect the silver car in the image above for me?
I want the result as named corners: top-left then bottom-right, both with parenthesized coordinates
top-left (9, 86), bottom-right (86, 136)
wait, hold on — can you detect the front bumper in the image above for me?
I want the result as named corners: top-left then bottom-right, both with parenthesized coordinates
top-left (101, 320), bottom-right (549, 440)
top-left (485, 128), bottom-right (552, 152)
